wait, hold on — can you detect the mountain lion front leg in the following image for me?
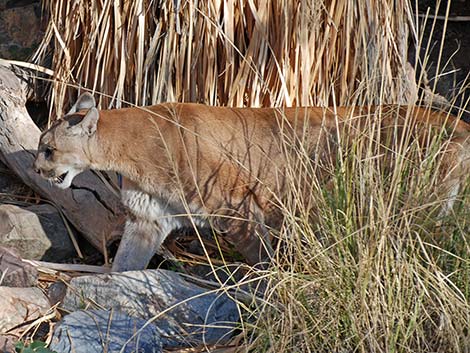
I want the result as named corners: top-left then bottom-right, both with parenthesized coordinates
top-left (112, 218), bottom-right (165, 271)
top-left (112, 181), bottom-right (182, 272)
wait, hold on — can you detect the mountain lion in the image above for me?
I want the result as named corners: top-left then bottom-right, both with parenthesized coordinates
top-left (33, 93), bottom-right (470, 271)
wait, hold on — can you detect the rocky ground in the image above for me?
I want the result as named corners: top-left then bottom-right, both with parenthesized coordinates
top-left (0, 242), bottom-right (244, 352)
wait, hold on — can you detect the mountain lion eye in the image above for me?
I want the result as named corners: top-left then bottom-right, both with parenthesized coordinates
top-left (44, 147), bottom-right (54, 159)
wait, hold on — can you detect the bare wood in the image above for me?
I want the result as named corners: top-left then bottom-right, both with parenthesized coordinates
top-left (23, 259), bottom-right (111, 274)
top-left (0, 63), bottom-right (124, 251)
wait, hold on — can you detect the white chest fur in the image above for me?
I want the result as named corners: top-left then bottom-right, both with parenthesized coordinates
top-left (121, 188), bottom-right (207, 236)
top-left (111, 186), bottom-right (209, 271)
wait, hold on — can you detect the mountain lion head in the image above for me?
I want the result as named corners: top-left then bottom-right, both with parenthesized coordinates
top-left (33, 93), bottom-right (99, 189)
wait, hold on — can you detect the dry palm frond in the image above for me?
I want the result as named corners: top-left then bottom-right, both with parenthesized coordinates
top-left (36, 0), bottom-right (415, 118)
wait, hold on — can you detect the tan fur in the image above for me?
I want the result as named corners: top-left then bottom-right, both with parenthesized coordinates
top-left (33, 94), bottom-right (470, 271)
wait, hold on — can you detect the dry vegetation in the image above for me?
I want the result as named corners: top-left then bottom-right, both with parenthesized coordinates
top-left (32, 0), bottom-right (469, 352)
top-left (36, 0), bottom-right (417, 112)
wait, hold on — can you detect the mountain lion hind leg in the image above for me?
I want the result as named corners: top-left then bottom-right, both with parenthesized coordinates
top-left (211, 195), bottom-right (273, 267)
top-left (438, 135), bottom-right (470, 218)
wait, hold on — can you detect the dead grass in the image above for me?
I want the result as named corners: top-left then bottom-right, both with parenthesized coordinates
top-left (36, 0), bottom-right (416, 116)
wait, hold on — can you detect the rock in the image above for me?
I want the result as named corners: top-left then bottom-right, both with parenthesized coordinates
top-left (0, 204), bottom-right (76, 262)
top-left (0, 1), bottom-right (45, 60)
top-left (50, 310), bottom-right (162, 353)
top-left (0, 286), bottom-right (50, 333)
top-left (47, 281), bottom-right (67, 306)
top-left (0, 246), bottom-right (37, 287)
top-left (61, 269), bottom-right (240, 348)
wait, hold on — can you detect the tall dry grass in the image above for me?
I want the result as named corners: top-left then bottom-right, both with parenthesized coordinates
top-left (36, 0), bottom-right (415, 114)
top-left (246, 105), bottom-right (470, 352)
top-left (33, 0), bottom-right (469, 352)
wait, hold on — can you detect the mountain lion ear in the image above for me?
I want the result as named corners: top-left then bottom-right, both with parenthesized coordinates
top-left (80, 107), bottom-right (99, 135)
top-left (67, 92), bottom-right (96, 115)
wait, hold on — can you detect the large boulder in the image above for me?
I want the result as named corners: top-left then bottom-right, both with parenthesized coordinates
top-left (60, 269), bottom-right (240, 348)
top-left (0, 204), bottom-right (76, 262)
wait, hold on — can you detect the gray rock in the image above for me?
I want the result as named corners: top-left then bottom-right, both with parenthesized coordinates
top-left (0, 286), bottom-right (50, 333)
top-left (50, 310), bottom-right (162, 353)
top-left (0, 204), bottom-right (76, 262)
top-left (0, 246), bottom-right (37, 287)
top-left (61, 269), bottom-right (240, 348)
top-left (47, 281), bottom-right (67, 305)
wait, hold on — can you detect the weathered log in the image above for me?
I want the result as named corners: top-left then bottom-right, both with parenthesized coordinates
top-left (0, 63), bottom-right (124, 252)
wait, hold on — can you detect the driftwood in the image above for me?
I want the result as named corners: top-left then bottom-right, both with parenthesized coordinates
top-left (0, 63), bottom-right (124, 252)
